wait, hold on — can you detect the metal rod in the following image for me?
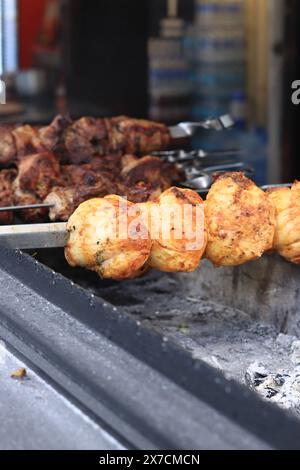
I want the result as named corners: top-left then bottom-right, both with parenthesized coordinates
top-left (191, 183), bottom-right (293, 196)
top-left (0, 203), bottom-right (53, 212)
top-left (0, 223), bottom-right (68, 249)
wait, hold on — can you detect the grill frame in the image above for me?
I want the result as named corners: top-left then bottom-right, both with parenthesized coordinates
top-left (1, 247), bottom-right (300, 449)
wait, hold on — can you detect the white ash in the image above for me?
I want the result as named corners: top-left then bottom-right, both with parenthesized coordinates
top-left (52, 266), bottom-right (300, 418)
top-left (244, 341), bottom-right (300, 414)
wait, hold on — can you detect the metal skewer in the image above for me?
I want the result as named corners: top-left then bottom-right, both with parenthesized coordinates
top-left (0, 203), bottom-right (54, 212)
top-left (152, 148), bottom-right (243, 163)
top-left (0, 185), bottom-right (293, 213)
top-left (169, 114), bottom-right (234, 138)
top-left (0, 223), bottom-right (68, 249)
top-left (191, 183), bottom-right (293, 196)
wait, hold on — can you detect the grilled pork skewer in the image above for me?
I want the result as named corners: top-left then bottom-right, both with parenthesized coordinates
top-left (0, 183), bottom-right (292, 215)
top-left (0, 114), bottom-right (233, 167)
top-left (0, 151), bottom-right (184, 223)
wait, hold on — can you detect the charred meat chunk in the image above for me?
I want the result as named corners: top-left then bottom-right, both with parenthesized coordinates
top-left (0, 169), bottom-right (17, 225)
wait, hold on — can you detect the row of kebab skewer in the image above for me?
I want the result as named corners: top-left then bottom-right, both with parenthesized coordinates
top-left (0, 114), bottom-right (299, 280)
top-left (0, 114), bottom-right (180, 225)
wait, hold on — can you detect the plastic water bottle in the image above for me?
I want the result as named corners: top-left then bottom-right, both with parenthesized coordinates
top-left (191, 0), bottom-right (246, 120)
top-left (148, 0), bottom-right (192, 122)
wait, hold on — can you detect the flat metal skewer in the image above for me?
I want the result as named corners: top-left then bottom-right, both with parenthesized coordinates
top-left (0, 223), bottom-right (68, 249)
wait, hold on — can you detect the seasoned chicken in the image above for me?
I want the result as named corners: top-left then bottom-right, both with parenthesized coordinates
top-left (16, 152), bottom-right (60, 199)
top-left (267, 182), bottom-right (300, 264)
top-left (45, 180), bottom-right (163, 222)
top-left (0, 169), bottom-right (17, 224)
top-left (64, 117), bottom-right (109, 164)
top-left (0, 125), bottom-right (17, 166)
top-left (45, 173), bottom-right (118, 222)
top-left (65, 196), bottom-right (152, 280)
top-left (13, 152), bottom-right (61, 222)
top-left (0, 114), bottom-right (172, 166)
top-left (117, 181), bottom-right (163, 203)
top-left (33, 114), bottom-right (71, 160)
top-left (13, 180), bottom-right (49, 222)
top-left (121, 155), bottom-right (183, 190)
top-left (205, 172), bottom-right (276, 266)
top-left (108, 116), bottom-right (171, 155)
top-left (146, 187), bottom-right (207, 273)
top-left (64, 116), bottom-right (171, 164)
top-left (44, 154), bottom-right (179, 221)
top-left (12, 125), bottom-right (41, 157)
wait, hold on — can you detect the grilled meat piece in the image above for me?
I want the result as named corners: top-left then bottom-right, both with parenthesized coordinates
top-left (45, 171), bottom-right (119, 221)
top-left (16, 152), bottom-right (61, 199)
top-left (0, 169), bottom-right (17, 224)
top-left (13, 184), bottom-right (49, 222)
top-left (64, 117), bottom-right (109, 164)
top-left (45, 154), bottom-right (178, 220)
top-left (62, 163), bottom-right (118, 190)
top-left (13, 152), bottom-right (61, 222)
top-left (59, 115), bottom-right (171, 163)
top-left (0, 125), bottom-right (17, 166)
top-left (146, 187), bottom-right (207, 273)
top-left (0, 115), bottom-right (172, 167)
top-left (33, 115), bottom-right (72, 160)
top-left (121, 155), bottom-right (182, 190)
top-left (108, 116), bottom-right (171, 155)
top-left (267, 181), bottom-right (300, 264)
top-left (205, 172), bottom-right (276, 267)
top-left (12, 125), bottom-right (41, 157)
top-left (44, 176), bottom-right (163, 221)
top-left (117, 181), bottom-right (163, 203)
top-left (65, 196), bottom-right (152, 280)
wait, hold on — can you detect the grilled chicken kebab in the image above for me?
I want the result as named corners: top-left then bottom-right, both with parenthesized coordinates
top-left (64, 174), bottom-right (300, 280)
top-left (0, 151), bottom-right (183, 223)
top-left (66, 187), bottom-right (207, 280)
top-left (267, 182), bottom-right (300, 264)
top-left (0, 115), bottom-right (182, 223)
top-left (0, 115), bottom-right (171, 167)
top-left (1, 112), bottom-right (299, 278)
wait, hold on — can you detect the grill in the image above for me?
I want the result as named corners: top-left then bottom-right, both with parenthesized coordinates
top-left (1, 246), bottom-right (300, 449)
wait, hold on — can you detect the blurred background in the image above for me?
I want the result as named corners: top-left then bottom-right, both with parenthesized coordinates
top-left (0, 0), bottom-right (300, 184)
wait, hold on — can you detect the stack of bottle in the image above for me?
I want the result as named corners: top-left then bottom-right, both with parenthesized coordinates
top-left (148, 0), bottom-right (192, 123)
top-left (191, 0), bottom-right (246, 121)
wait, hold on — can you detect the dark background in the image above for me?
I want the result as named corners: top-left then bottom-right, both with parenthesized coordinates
top-left (62, 0), bottom-right (194, 117)
top-left (282, 0), bottom-right (300, 181)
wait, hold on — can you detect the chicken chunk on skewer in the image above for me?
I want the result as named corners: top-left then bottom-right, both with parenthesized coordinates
top-left (0, 115), bottom-right (172, 167)
top-left (267, 182), bottom-right (300, 264)
top-left (64, 117), bottom-right (110, 164)
top-left (13, 152), bottom-right (61, 222)
top-left (205, 172), bottom-right (276, 266)
top-left (65, 196), bottom-right (152, 280)
top-left (0, 169), bottom-right (17, 225)
top-left (121, 155), bottom-right (184, 190)
top-left (145, 187), bottom-right (207, 273)
top-left (44, 154), bottom-right (181, 222)
top-left (0, 125), bottom-right (17, 166)
top-left (107, 116), bottom-right (171, 156)
top-left (45, 180), bottom-right (164, 222)
top-left (63, 116), bottom-right (171, 164)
